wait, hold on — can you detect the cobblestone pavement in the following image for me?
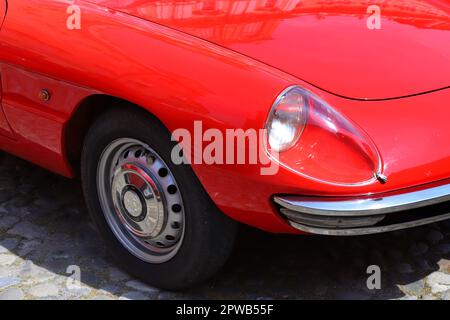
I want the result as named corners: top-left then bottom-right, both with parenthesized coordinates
top-left (0, 154), bottom-right (449, 300)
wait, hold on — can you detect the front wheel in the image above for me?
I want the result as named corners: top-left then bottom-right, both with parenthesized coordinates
top-left (81, 107), bottom-right (237, 290)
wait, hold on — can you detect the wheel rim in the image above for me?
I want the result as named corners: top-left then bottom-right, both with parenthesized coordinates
top-left (97, 138), bottom-right (185, 264)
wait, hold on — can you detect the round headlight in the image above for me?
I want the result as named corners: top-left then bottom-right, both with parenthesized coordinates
top-left (266, 86), bottom-right (308, 152)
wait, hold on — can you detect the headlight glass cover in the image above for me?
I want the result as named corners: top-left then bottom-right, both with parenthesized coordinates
top-left (265, 86), bottom-right (382, 185)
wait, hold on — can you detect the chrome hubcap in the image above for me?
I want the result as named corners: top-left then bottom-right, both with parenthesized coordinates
top-left (97, 138), bottom-right (185, 264)
top-left (123, 190), bottom-right (143, 218)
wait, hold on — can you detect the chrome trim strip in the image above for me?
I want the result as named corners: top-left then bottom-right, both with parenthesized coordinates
top-left (274, 183), bottom-right (450, 217)
top-left (280, 208), bottom-right (385, 228)
top-left (288, 213), bottom-right (450, 236)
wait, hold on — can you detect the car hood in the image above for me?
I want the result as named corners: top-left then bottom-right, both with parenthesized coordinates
top-left (90, 0), bottom-right (450, 100)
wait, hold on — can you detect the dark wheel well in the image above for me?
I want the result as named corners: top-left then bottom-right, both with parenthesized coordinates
top-left (65, 95), bottom-right (157, 176)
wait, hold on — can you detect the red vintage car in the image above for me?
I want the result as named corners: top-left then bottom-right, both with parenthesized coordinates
top-left (0, 0), bottom-right (449, 289)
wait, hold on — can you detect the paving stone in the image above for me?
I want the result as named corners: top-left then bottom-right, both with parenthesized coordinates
top-left (9, 197), bottom-right (33, 208)
top-left (0, 277), bottom-right (20, 290)
top-left (76, 271), bottom-right (103, 288)
top-left (7, 222), bottom-right (46, 240)
top-left (108, 267), bottom-right (130, 281)
top-left (119, 291), bottom-right (149, 300)
top-left (441, 290), bottom-right (450, 300)
top-left (46, 233), bottom-right (70, 242)
top-left (0, 254), bottom-right (16, 266)
top-left (398, 295), bottom-right (418, 300)
top-left (421, 294), bottom-right (438, 300)
top-left (0, 238), bottom-right (19, 254)
top-left (65, 286), bottom-right (92, 297)
top-left (27, 272), bottom-right (56, 285)
top-left (98, 285), bottom-right (120, 295)
top-left (28, 283), bottom-right (60, 298)
top-left (32, 197), bottom-right (62, 211)
top-left (17, 240), bottom-right (41, 256)
top-left (125, 280), bottom-right (160, 294)
top-left (427, 272), bottom-right (450, 294)
top-left (438, 259), bottom-right (450, 273)
top-left (0, 287), bottom-right (24, 300)
top-left (158, 291), bottom-right (180, 300)
top-left (401, 279), bottom-right (425, 296)
top-left (0, 266), bottom-right (21, 278)
top-left (92, 295), bottom-right (114, 300)
top-left (19, 260), bottom-right (35, 276)
top-left (0, 216), bottom-right (20, 230)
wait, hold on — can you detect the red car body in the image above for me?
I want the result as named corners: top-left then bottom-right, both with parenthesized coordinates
top-left (0, 0), bottom-right (449, 234)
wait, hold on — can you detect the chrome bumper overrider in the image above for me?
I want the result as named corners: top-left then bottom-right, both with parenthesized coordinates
top-left (274, 183), bottom-right (450, 236)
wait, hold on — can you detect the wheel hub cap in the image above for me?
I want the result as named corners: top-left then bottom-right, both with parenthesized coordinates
top-left (123, 190), bottom-right (143, 218)
top-left (112, 163), bottom-right (166, 239)
top-left (97, 138), bottom-right (185, 264)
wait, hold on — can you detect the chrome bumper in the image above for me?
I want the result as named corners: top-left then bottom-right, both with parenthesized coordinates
top-left (274, 182), bottom-right (450, 236)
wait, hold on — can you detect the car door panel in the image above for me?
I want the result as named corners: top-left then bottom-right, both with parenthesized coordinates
top-left (0, 63), bottom-right (94, 176)
top-left (0, 0), bottom-right (95, 175)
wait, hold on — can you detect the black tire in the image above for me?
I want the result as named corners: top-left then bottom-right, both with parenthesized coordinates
top-left (81, 107), bottom-right (237, 290)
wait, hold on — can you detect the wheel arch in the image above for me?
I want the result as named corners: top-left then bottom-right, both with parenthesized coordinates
top-left (65, 94), bottom-right (168, 176)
